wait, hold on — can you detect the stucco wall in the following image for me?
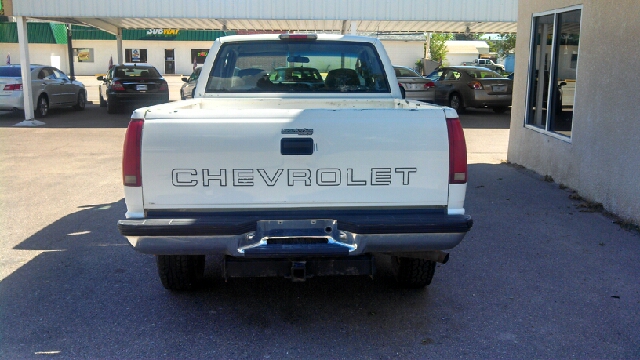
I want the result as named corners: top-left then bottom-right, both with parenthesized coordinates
top-left (380, 40), bottom-right (425, 70)
top-left (508, 0), bottom-right (640, 223)
top-left (2, 40), bottom-right (219, 76)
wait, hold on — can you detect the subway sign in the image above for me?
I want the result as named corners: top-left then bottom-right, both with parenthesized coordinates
top-left (146, 28), bottom-right (180, 36)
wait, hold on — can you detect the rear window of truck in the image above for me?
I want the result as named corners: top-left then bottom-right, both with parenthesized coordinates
top-left (205, 40), bottom-right (391, 94)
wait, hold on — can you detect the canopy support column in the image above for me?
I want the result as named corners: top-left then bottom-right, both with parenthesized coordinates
top-left (116, 27), bottom-right (123, 65)
top-left (15, 16), bottom-right (44, 126)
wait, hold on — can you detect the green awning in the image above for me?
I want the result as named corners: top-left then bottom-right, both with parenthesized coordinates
top-left (1, 22), bottom-right (232, 43)
top-left (0, 22), bottom-right (57, 43)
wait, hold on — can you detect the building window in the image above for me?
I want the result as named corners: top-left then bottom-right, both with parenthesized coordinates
top-left (526, 7), bottom-right (581, 139)
top-left (73, 48), bottom-right (94, 63)
top-left (125, 49), bottom-right (147, 63)
top-left (191, 49), bottom-right (209, 66)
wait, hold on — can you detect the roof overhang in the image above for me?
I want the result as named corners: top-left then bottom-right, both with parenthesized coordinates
top-left (30, 17), bottom-right (518, 34)
top-left (10, 0), bottom-right (518, 34)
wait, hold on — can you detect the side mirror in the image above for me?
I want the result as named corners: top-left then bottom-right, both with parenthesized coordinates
top-left (181, 77), bottom-right (188, 82)
top-left (97, 75), bottom-right (104, 81)
top-left (559, 81), bottom-right (567, 87)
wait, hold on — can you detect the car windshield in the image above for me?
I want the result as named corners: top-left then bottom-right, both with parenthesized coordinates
top-left (270, 67), bottom-right (323, 83)
top-left (425, 70), bottom-right (443, 81)
top-left (463, 68), bottom-right (504, 79)
top-left (205, 40), bottom-right (390, 93)
top-left (115, 66), bottom-right (161, 78)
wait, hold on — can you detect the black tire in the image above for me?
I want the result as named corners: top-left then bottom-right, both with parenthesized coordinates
top-left (34, 94), bottom-right (49, 118)
top-left (449, 93), bottom-right (464, 112)
top-left (493, 107), bottom-right (508, 114)
top-left (180, 89), bottom-right (185, 100)
top-left (191, 89), bottom-right (196, 99)
top-left (73, 91), bottom-right (86, 110)
top-left (156, 255), bottom-right (205, 291)
top-left (106, 97), bottom-right (118, 114)
top-left (99, 93), bottom-right (107, 107)
top-left (392, 256), bottom-right (436, 288)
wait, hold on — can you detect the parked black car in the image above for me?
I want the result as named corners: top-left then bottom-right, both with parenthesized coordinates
top-left (97, 64), bottom-right (169, 114)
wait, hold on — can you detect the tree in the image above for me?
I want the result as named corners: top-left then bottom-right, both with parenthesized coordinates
top-left (428, 33), bottom-right (454, 65)
top-left (489, 34), bottom-right (517, 59)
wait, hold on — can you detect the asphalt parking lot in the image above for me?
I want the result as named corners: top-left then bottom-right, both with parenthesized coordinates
top-left (1, 103), bottom-right (639, 358)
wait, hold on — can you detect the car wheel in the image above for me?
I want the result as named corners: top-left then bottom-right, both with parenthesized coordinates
top-left (99, 93), bottom-right (107, 107)
top-left (106, 97), bottom-right (118, 114)
top-left (493, 107), bottom-right (508, 114)
top-left (449, 93), bottom-right (465, 112)
top-left (156, 255), bottom-right (205, 291)
top-left (73, 91), bottom-right (86, 110)
top-left (391, 256), bottom-right (436, 288)
top-left (191, 89), bottom-right (196, 99)
top-left (180, 89), bottom-right (185, 100)
top-left (34, 95), bottom-right (49, 118)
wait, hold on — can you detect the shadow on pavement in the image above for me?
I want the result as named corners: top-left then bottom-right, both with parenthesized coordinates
top-left (1, 163), bottom-right (639, 358)
top-left (0, 104), bottom-right (132, 129)
top-left (458, 107), bottom-right (512, 129)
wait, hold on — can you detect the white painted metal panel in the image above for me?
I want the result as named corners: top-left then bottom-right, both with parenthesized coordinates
top-left (17, 0), bottom-right (513, 22)
top-left (13, 0), bottom-right (517, 33)
top-left (139, 103), bottom-right (450, 210)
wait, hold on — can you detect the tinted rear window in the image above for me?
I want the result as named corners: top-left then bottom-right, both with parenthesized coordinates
top-left (205, 40), bottom-right (390, 94)
top-left (463, 69), bottom-right (504, 79)
top-left (114, 66), bottom-right (161, 78)
top-left (0, 67), bottom-right (23, 77)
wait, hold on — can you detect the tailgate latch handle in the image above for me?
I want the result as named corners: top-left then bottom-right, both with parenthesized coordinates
top-left (281, 138), bottom-right (314, 155)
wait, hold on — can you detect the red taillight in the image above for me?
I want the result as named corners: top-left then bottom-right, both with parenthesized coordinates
top-left (111, 81), bottom-right (125, 91)
top-left (467, 81), bottom-right (483, 90)
top-left (122, 118), bottom-right (144, 187)
top-left (3, 84), bottom-right (23, 91)
top-left (158, 81), bottom-right (168, 91)
top-left (424, 81), bottom-right (435, 89)
top-left (446, 117), bottom-right (467, 184)
top-left (279, 34), bottom-right (318, 40)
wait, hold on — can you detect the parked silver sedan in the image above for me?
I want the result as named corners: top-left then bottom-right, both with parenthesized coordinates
top-left (433, 66), bottom-right (512, 113)
top-left (0, 64), bottom-right (86, 117)
top-left (180, 66), bottom-right (202, 100)
top-left (394, 66), bottom-right (435, 102)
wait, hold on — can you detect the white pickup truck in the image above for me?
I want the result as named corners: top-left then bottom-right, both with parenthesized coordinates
top-left (462, 58), bottom-right (505, 73)
top-left (117, 34), bottom-right (473, 291)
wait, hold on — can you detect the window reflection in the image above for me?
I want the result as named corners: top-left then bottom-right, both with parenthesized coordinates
top-left (526, 9), bottom-right (581, 139)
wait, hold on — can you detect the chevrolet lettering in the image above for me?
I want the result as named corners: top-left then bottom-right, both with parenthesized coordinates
top-left (171, 168), bottom-right (417, 187)
top-left (117, 33), bottom-right (473, 292)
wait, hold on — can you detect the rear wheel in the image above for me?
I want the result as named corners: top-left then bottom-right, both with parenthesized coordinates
top-left (449, 93), bottom-right (464, 112)
top-left (34, 95), bottom-right (49, 118)
top-left (99, 93), bottom-right (107, 107)
top-left (180, 89), bottom-right (185, 100)
top-left (156, 255), bottom-right (205, 291)
top-left (392, 256), bottom-right (436, 288)
top-left (73, 91), bottom-right (86, 110)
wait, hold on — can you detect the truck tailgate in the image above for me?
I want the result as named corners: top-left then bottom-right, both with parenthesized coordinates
top-left (140, 107), bottom-right (449, 210)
